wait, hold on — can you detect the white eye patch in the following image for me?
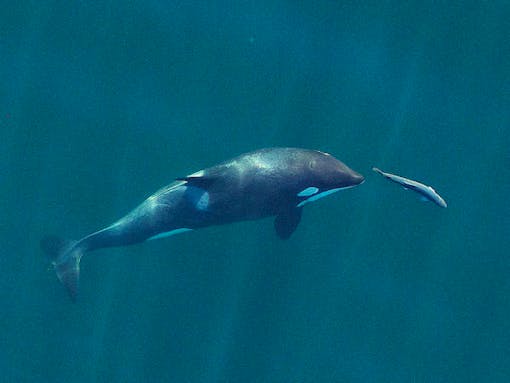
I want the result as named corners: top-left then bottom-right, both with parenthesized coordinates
top-left (297, 186), bottom-right (319, 197)
top-left (297, 188), bottom-right (342, 207)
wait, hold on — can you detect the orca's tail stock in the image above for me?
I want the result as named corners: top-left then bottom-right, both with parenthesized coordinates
top-left (41, 236), bottom-right (83, 301)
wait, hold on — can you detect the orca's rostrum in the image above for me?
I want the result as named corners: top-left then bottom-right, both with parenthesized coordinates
top-left (41, 148), bottom-right (364, 300)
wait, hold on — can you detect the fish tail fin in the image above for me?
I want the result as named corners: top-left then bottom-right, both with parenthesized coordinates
top-left (40, 235), bottom-right (84, 301)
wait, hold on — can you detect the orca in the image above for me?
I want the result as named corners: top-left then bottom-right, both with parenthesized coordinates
top-left (41, 148), bottom-right (364, 300)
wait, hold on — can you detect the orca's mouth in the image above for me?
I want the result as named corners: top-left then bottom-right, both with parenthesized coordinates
top-left (351, 171), bottom-right (365, 185)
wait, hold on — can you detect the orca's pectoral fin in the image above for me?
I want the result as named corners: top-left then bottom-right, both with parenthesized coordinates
top-left (274, 207), bottom-right (302, 240)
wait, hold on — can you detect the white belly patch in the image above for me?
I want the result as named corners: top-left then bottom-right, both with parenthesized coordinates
top-left (147, 228), bottom-right (193, 241)
top-left (184, 186), bottom-right (210, 211)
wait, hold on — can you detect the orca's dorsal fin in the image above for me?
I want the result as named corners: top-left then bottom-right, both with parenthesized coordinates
top-left (274, 207), bottom-right (303, 240)
top-left (176, 175), bottom-right (217, 189)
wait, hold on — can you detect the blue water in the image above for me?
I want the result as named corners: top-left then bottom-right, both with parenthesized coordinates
top-left (2, 2), bottom-right (509, 382)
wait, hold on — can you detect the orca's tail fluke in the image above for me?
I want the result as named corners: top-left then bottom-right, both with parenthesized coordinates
top-left (41, 235), bottom-right (83, 302)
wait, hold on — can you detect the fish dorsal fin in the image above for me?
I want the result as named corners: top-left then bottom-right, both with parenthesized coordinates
top-left (176, 175), bottom-right (217, 189)
top-left (274, 207), bottom-right (303, 240)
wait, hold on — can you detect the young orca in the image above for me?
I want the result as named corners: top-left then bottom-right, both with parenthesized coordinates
top-left (372, 167), bottom-right (447, 208)
top-left (41, 148), bottom-right (364, 300)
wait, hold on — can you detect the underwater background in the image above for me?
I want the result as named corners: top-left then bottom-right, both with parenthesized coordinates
top-left (1, 1), bottom-right (509, 382)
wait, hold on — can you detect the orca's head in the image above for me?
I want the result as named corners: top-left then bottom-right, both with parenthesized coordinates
top-left (294, 150), bottom-right (363, 208)
top-left (308, 150), bottom-right (364, 189)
